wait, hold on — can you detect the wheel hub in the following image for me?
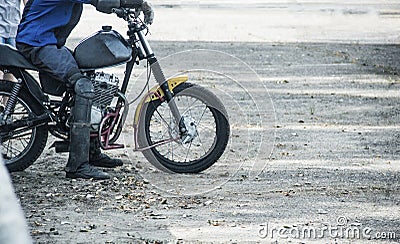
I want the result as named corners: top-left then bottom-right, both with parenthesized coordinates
top-left (179, 115), bottom-right (198, 144)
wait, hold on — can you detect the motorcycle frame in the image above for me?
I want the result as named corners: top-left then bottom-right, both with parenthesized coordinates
top-left (0, 13), bottom-right (187, 153)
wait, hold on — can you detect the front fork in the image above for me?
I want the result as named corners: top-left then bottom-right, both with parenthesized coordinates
top-left (148, 56), bottom-right (182, 125)
top-left (131, 27), bottom-right (188, 151)
top-left (136, 27), bottom-right (182, 125)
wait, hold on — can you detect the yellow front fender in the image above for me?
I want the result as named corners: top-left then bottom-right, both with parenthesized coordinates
top-left (133, 75), bottom-right (188, 125)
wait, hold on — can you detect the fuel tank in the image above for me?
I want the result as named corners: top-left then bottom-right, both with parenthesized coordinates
top-left (74, 26), bottom-right (132, 70)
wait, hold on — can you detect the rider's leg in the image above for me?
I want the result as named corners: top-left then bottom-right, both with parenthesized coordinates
top-left (89, 138), bottom-right (123, 168)
top-left (16, 44), bottom-right (110, 179)
top-left (64, 74), bottom-right (109, 180)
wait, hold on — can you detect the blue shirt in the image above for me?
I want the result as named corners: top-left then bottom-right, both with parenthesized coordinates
top-left (16, 0), bottom-right (91, 47)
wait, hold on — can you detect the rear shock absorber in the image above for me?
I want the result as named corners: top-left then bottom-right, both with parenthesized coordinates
top-left (2, 79), bottom-right (23, 120)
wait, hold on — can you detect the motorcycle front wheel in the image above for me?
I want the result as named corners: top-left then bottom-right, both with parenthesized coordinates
top-left (0, 80), bottom-right (48, 172)
top-left (138, 83), bottom-right (230, 173)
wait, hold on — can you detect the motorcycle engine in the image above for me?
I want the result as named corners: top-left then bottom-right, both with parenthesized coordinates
top-left (90, 72), bottom-right (119, 130)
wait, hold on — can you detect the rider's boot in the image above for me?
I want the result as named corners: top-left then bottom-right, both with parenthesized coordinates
top-left (89, 138), bottom-right (123, 168)
top-left (65, 75), bottom-right (110, 180)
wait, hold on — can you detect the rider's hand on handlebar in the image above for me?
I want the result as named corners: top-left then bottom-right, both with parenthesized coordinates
top-left (119, 0), bottom-right (154, 24)
top-left (141, 1), bottom-right (154, 25)
top-left (94, 0), bottom-right (154, 24)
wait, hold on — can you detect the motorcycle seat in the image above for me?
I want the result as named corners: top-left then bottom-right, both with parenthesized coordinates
top-left (0, 44), bottom-right (38, 71)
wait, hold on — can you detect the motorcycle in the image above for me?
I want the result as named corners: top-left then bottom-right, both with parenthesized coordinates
top-left (0, 7), bottom-right (230, 174)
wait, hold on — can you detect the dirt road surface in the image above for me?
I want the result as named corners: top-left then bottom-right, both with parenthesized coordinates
top-left (9, 1), bottom-right (400, 243)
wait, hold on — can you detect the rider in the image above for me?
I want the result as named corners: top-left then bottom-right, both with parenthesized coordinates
top-left (0, 0), bottom-right (27, 80)
top-left (16, 0), bottom-right (154, 180)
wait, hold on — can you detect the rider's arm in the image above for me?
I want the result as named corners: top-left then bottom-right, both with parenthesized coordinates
top-left (90, 0), bottom-right (154, 24)
top-left (90, 0), bottom-right (144, 13)
top-left (70, 0), bottom-right (153, 24)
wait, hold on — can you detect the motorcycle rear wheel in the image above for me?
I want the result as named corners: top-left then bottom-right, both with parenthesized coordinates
top-left (138, 83), bottom-right (230, 173)
top-left (0, 80), bottom-right (48, 172)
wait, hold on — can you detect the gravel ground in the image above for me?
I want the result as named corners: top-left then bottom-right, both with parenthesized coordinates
top-left (5, 0), bottom-right (400, 243)
top-left (10, 40), bottom-right (400, 243)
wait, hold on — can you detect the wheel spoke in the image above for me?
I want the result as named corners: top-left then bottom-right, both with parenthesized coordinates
top-left (154, 103), bottom-right (173, 132)
top-left (185, 98), bottom-right (198, 117)
top-left (5, 140), bottom-right (23, 158)
top-left (195, 105), bottom-right (208, 129)
top-left (195, 131), bottom-right (208, 156)
top-left (184, 140), bottom-right (194, 162)
top-left (149, 97), bottom-right (216, 163)
top-left (170, 138), bottom-right (174, 161)
top-left (16, 137), bottom-right (29, 148)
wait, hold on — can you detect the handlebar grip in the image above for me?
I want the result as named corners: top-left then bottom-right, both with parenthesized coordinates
top-left (112, 8), bottom-right (125, 16)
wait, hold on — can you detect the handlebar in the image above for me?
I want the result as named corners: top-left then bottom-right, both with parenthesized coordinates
top-left (112, 7), bottom-right (141, 20)
top-left (111, 7), bottom-right (150, 37)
